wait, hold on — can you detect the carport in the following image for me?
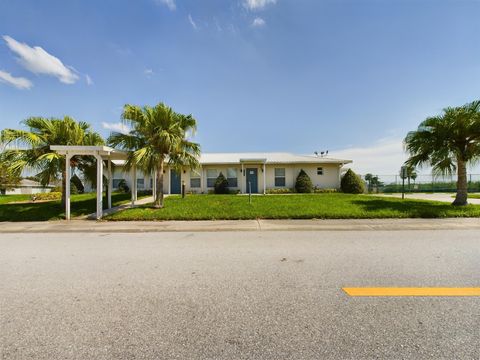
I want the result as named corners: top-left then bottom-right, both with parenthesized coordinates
top-left (50, 146), bottom-right (138, 220)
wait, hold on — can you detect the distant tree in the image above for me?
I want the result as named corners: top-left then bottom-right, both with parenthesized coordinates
top-left (214, 172), bottom-right (229, 194)
top-left (341, 169), bottom-right (365, 194)
top-left (364, 173), bottom-right (382, 192)
top-left (405, 165), bottom-right (417, 189)
top-left (405, 100), bottom-right (480, 205)
top-left (0, 160), bottom-right (21, 194)
top-left (295, 169), bottom-right (313, 193)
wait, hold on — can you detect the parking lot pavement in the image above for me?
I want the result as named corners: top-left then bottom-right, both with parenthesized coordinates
top-left (1, 230), bottom-right (479, 359)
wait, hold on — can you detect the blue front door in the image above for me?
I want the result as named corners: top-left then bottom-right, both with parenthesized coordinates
top-left (246, 168), bottom-right (258, 193)
top-left (170, 170), bottom-right (181, 194)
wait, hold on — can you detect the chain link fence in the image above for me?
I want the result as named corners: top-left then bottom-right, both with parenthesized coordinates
top-left (359, 174), bottom-right (480, 193)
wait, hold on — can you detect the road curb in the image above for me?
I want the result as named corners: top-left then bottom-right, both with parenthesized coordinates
top-left (1, 218), bottom-right (480, 233)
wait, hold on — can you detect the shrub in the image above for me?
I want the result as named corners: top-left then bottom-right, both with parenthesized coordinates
top-left (214, 172), bottom-right (229, 194)
top-left (295, 170), bottom-right (313, 193)
top-left (341, 169), bottom-right (365, 194)
top-left (137, 190), bottom-right (153, 197)
top-left (117, 179), bottom-right (129, 193)
top-left (313, 188), bottom-right (338, 193)
top-left (71, 174), bottom-right (85, 194)
top-left (32, 192), bottom-right (62, 201)
top-left (266, 188), bottom-right (294, 194)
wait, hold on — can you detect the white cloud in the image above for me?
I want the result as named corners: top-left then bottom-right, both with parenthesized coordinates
top-left (244, 0), bottom-right (277, 10)
top-left (85, 74), bottom-right (93, 85)
top-left (188, 14), bottom-right (198, 30)
top-left (0, 70), bottom-right (33, 89)
top-left (3, 35), bottom-right (79, 84)
top-left (155, 0), bottom-right (176, 10)
top-left (102, 122), bottom-right (130, 134)
top-left (331, 137), bottom-right (408, 175)
top-left (144, 69), bottom-right (154, 78)
top-left (251, 17), bottom-right (266, 27)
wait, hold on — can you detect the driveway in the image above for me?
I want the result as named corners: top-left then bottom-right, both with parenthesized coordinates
top-left (1, 230), bottom-right (479, 359)
top-left (375, 192), bottom-right (480, 204)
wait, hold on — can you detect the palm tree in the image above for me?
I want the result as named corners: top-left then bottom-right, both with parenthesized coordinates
top-left (108, 102), bottom-right (200, 208)
top-left (0, 116), bottom-right (104, 206)
top-left (404, 100), bottom-right (480, 205)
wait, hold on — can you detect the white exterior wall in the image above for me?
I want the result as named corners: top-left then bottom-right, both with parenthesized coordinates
top-left (265, 164), bottom-right (341, 190)
top-left (5, 187), bottom-right (53, 195)
top-left (107, 162), bottom-right (343, 194)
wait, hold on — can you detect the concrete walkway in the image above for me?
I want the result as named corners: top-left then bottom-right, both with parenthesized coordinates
top-left (374, 192), bottom-right (480, 204)
top-left (1, 218), bottom-right (480, 233)
top-left (78, 196), bottom-right (155, 220)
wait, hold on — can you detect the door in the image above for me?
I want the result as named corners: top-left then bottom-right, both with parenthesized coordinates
top-left (246, 168), bottom-right (258, 193)
top-left (170, 170), bottom-right (181, 194)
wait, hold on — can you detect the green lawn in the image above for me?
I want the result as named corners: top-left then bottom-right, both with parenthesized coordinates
top-left (106, 193), bottom-right (480, 221)
top-left (0, 192), bottom-right (140, 222)
top-left (0, 194), bottom-right (32, 204)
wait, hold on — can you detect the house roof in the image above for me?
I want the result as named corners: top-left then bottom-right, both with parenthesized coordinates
top-left (111, 152), bottom-right (351, 166)
top-left (199, 152), bottom-right (352, 165)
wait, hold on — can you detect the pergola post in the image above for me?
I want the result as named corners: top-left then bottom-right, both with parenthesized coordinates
top-left (95, 154), bottom-right (103, 220)
top-left (65, 153), bottom-right (71, 220)
top-left (263, 163), bottom-right (266, 195)
top-left (107, 157), bottom-right (112, 209)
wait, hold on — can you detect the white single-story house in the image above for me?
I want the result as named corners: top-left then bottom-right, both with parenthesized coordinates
top-left (2, 179), bottom-right (55, 195)
top-left (50, 146), bottom-right (352, 220)
top-left (110, 152), bottom-right (352, 195)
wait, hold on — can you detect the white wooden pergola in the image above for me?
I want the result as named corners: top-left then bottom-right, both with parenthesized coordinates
top-left (50, 145), bottom-right (139, 220)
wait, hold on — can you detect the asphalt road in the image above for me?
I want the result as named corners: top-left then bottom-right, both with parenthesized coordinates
top-left (1, 230), bottom-right (479, 359)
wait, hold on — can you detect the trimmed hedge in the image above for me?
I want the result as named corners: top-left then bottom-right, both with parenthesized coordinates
top-left (295, 170), bottom-right (313, 193)
top-left (341, 169), bottom-right (365, 194)
top-left (214, 173), bottom-right (229, 194)
top-left (32, 192), bottom-right (62, 201)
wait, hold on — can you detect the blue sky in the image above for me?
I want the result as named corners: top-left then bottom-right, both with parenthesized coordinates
top-left (1, 0), bottom-right (479, 173)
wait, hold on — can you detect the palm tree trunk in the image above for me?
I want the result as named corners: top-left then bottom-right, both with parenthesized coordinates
top-left (155, 159), bottom-right (165, 208)
top-left (452, 158), bottom-right (468, 206)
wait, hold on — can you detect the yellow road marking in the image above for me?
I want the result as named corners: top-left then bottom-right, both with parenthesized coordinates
top-left (343, 287), bottom-right (480, 297)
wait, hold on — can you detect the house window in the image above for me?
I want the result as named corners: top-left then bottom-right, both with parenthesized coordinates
top-left (207, 169), bottom-right (218, 188)
top-left (190, 171), bottom-right (201, 188)
top-left (317, 167), bottom-right (324, 175)
top-left (227, 168), bottom-right (238, 187)
top-left (112, 179), bottom-right (123, 188)
top-left (137, 178), bottom-right (145, 189)
top-left (274, 168), bottom-right (286, 187)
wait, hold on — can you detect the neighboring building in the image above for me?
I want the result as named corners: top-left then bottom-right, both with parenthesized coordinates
top-left (3, 179), bottom-right (55, 195)
top-left (110, 152), bottom-right (352, 194)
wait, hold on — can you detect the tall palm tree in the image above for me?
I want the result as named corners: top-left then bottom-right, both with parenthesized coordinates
top-left (0, 116), bottom-right (104, 206)
top-left (108, 102), bottom-right (200, 208)
top-left (404, 100), bottom-right (480, 205)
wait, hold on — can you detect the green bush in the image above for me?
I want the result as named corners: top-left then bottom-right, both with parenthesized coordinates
top-left (117, 179), bottom-right (130, 193)
top-left (295, 170), bottom-right (313, 193)
top-left (137, 190), bottom-right (153, 197)
top-left (214, 173), bottom-right (229, 194)
top-left (341, 169), bottom-right (365, 194)
top-left (71, 174), bottom-right (85, 194)
top-left (32, 192), bottom-right (62, 201)
top-left (313, 188), bottom-right (338, 193)
top-left (266, 188), bottom-right (294, 194)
